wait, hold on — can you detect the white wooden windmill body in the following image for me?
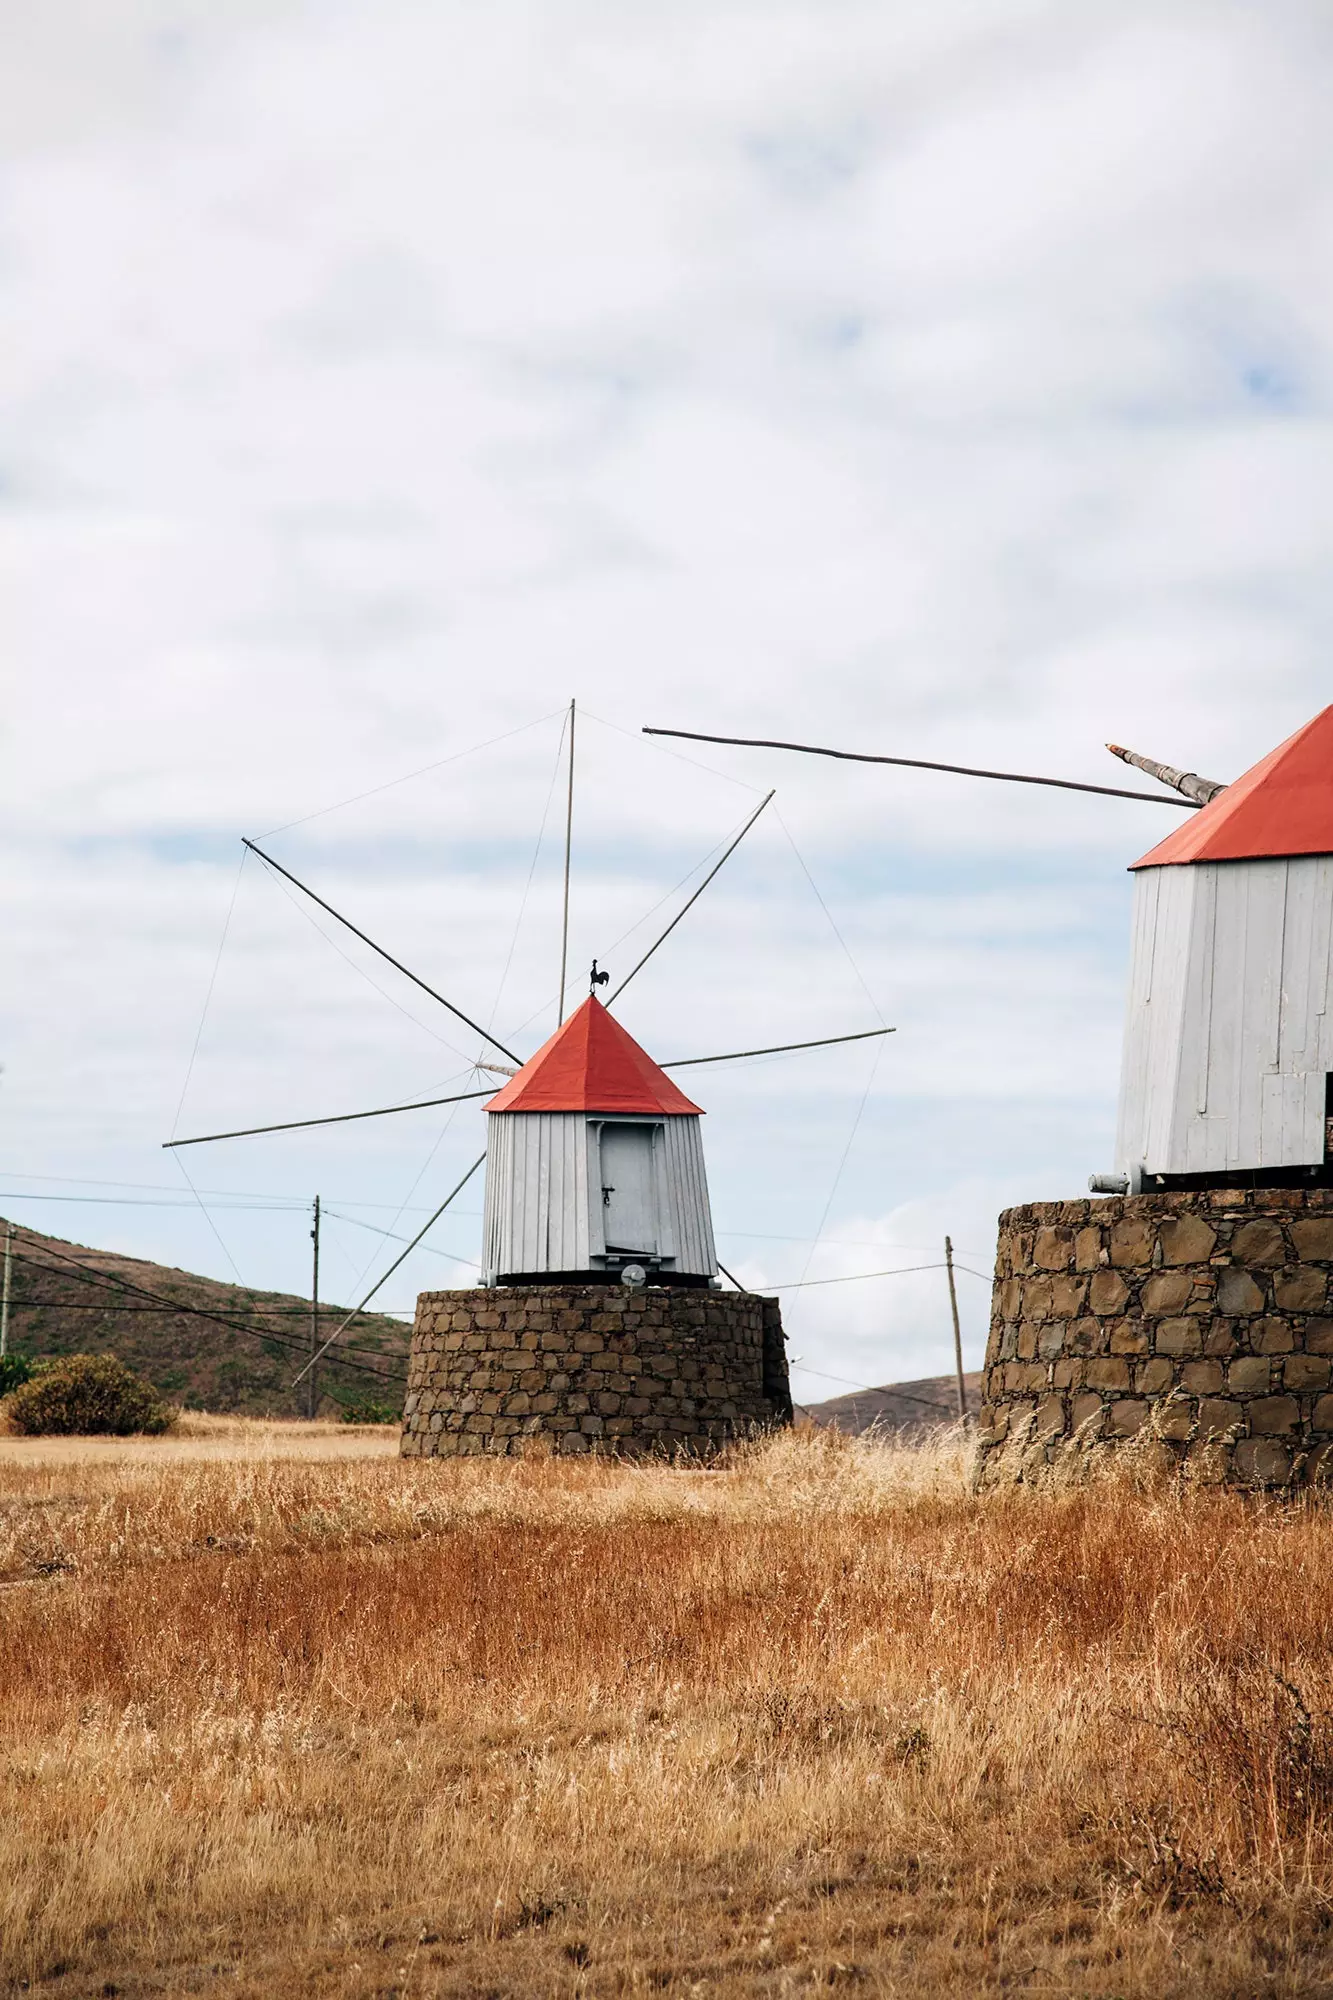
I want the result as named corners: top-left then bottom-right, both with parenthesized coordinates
top-left (1112, 708), bottom-right (1333, 1188)
top-left (480, 995), bottom-right (719, 1285)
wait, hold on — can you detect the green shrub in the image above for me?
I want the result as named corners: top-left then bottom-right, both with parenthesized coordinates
top-left (0, 1352), bottom-right (32, 1398)
top-left (4, 1353), bottom-right (176, 1437)
top-left (340, 1398), bottom-right (399, 1426)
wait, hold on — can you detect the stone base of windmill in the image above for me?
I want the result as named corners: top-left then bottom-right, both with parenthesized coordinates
top-left (400, 1285), bottom-right (792, 1458)
top-left (975, 1188), bottom-right (1333, 1489)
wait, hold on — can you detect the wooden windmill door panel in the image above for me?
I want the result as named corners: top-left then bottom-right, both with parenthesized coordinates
top-left (600, 1124), bottom-right (658, 1254)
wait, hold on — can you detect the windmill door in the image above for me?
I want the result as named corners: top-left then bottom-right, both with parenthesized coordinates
top-left (599, 1123), bottom-right (659, 1255)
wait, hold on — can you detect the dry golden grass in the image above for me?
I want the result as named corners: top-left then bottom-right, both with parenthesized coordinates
top-left (0, 1408), bottom-right (400, 1468)
top-left (4, 1424), bottom-right (1333, 1996)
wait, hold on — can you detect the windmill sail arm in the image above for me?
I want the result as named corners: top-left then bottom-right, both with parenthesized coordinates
top-left (1106, 745), bottom-right (1226, 807)
top-left (641, 729), bottom-right (1199, 807)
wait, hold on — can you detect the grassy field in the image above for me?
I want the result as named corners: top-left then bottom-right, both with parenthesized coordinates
top-left (4, 1423), bottom-right (1333, 1997)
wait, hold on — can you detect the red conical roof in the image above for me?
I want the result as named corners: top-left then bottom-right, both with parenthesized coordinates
top-left (1132, 707), bottom-right (1333, 869)
top-left (486, 995), bottom-right (703, 1115)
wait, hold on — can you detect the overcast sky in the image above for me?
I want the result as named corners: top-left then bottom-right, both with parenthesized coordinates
top-left (5, 0), bottom-right (1333, 1403)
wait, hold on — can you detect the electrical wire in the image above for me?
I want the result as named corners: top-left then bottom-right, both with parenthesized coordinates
top-left (751, 1258), bottom-right (992, 1290)
top-left (5, 1241), bottom-right (407, 1383)
top-left (791, 1363), bottom-right (974, 1414)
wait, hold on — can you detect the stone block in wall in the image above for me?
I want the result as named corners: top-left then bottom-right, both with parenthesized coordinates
top-left (1275, 1268), bottom-right (1329, 1313)
top-left (1158, 1216), bottom-right (1217, 1265)
top-left (1109, 1221), bottom-right (1155, 1269)
top-left (1217, 1268), bottom-right (1265, 1314)
top-left (1230, 1219), bottom-right (1286, 1266)
top-left (1235, 1437), bottom-right (1291, 1482)
top-left (1142, 1271), bottom-right (1193, 1314)
top-left (1034, 1228), bottom-right (1073, 1271)
top-left (1089, 1270), bottom-right (1129, 1315)
top-left (1250, 1395), bottom-right (1300, 1436)
top-left (1291, 1219), bottom-right (1333, 1261)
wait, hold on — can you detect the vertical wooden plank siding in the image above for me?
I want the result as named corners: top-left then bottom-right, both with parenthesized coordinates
top-left (1115, 865), bottom-right (1195, 1175)
top-left (1117, 857), bottom-right (1333, 1178)
top-left (483, 1112), bottom-right (716, 1278)
top-left (660, 1116), bottom-right (719, 1278)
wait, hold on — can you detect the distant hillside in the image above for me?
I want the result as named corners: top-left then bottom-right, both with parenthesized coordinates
top-left (0, 1220), bottom-right (411, 1420)
top-left (799, 1371), bottom-right (983, 1436)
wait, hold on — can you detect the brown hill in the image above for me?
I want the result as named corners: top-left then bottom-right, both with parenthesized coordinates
top-left (0, 1218), bottom-right (410, 1420)
top-left (798, 1370), bottom-right (983, 1436)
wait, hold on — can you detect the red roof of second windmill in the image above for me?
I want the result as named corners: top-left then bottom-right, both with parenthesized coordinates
top-left (1131, 706), bottom-right (1333, 869)
top-left (485, 995), bottom-right (703, 1115)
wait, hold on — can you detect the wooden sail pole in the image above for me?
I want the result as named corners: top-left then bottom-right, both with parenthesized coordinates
top-left (242, 838), bottom-right (524, 1065)
top-left (558, 699), bottom-right (576, 1024)
top-left (606, 790), bottom-right (776, 1004)
top-left (641, 729), bottom-right (1201, 808)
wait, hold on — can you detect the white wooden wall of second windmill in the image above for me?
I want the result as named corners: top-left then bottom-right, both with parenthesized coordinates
top-left (1115, 856), bottom-right (1333, 1177)
top-left (482, 1112), bottom-right (591, 1278)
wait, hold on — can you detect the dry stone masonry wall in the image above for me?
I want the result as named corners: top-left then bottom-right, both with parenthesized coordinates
top-left (977, 1190), bottom-right (1333, 1487)
top-left (401, 1285), bottom-right (791, 1458)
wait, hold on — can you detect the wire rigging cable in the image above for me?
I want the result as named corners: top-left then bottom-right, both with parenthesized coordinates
top-left (260, 707), bottom-right (568, 837)
top-left (485, 709), bottom-right (571, 1044)
top-left (170, 848), bottom-right (248, 1142)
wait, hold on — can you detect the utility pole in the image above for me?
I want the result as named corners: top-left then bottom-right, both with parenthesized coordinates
top-left (558, 698), bottom-right (576, 1025)
top-left (1, 1222), bottom-right (11, 1358)
top-left (308, 1196), bottom-right (320, 1420)
top-left (945, 1235), bottom-right (966, 1421)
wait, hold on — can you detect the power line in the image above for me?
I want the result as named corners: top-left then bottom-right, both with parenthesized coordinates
top-left (292, 1152), bottom-right (485, 1387)
top-left (793, 1363), bottom-right (974, 1416)
top-left (5, 1239), bottom-right (408, 1384)
top-left (751, 1259), bottom-right (993, 1290)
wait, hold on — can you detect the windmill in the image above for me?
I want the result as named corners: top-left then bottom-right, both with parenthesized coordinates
top-left (166, 704), bottom-right (894, 1415)
top-left (643, 707), bottom-right (1333, 1486)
